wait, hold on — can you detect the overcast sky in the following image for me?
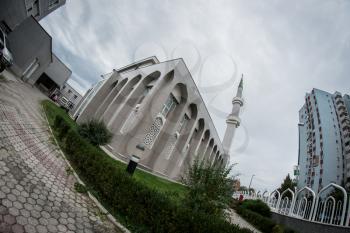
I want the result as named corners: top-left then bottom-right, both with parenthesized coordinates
top-left (41, 0), bottom-right (350, 191)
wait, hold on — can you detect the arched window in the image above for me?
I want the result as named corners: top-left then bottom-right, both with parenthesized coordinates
top-left (161, 94), bottom-right (178, 117)
top-left (143, 94), bottom-right (179, 148)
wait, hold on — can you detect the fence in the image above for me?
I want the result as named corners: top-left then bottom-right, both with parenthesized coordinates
top-left (233, 183), bottom-right (350, 227)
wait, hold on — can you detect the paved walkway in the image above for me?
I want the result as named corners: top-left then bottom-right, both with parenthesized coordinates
top-left (0, 78), bottom-right (117, 233)
top-left (227, 209), bottom-right (262, 233)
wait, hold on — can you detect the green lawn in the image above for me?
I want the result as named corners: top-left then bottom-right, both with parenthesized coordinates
top-left (42, 100), bottom-right (187, 200)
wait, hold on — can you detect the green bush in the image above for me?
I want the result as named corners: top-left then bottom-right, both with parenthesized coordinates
top-left (54, 115), bottom-right (70, 139)
top-left (236, 206), bottom-right (275, 233)
top-left (78, 119), bottom-right (113, 146)
top-left (182, 159), bottom-right (234, 218)
top-left (74, 182), bottom-right (88, 193)
top-left (59, 126), bottom-right (252, 233)
top-left (240, 199), bottom-right (271, 217)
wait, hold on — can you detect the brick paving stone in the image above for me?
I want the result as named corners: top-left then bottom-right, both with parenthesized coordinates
top-left (0, 81), bottom-right (117, 232)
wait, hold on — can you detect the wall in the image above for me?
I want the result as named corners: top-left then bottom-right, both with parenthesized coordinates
top-left (0, 0), bottom-right (66, 30)
top-left (45, 53), bottom-right (71, 87)
top-left (0, 0), bottom-right (27, 30)
top-left (7, 17), bottom-right (52, 84)
top-left (271, 212), bottom-right (350, 233)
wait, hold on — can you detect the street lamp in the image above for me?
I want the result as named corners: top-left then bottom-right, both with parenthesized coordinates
top-left (248, 174), bottom-right (255, 191)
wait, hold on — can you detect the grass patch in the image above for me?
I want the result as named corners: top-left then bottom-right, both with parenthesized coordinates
top-left (42, 100), bottom-right (187, 200)
top-left (74, 182), bottom-right (88, 193)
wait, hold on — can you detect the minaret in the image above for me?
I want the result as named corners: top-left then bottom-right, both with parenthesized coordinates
top-left (222, 75), bottom-right (244, 164)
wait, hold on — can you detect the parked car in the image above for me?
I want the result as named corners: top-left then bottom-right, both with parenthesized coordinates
top-left (0, 28), bottom-right (13, 72)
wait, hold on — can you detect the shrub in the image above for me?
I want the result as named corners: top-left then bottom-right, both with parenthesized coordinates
top-left (236, 206), bottom-right (275, 233)
top-left (61, 128), bottom-right (251, 232)
top-left (54, 115), bottom-right (70, 139)
top-left (182, 159), bottom-right (235, 218)
top-left (49, 115), bottom-right (252, 232)
top-left (240, 199), bottom-right (271, 217)
top-left (74, 182), bottom-right (88, 193)
top-left (78, 119), bottom-right (113, 146)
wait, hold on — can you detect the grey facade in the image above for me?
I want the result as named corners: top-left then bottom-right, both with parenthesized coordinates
top-left (45, 54), bottom-right (71, 87)
top-left (0, 0), bottom-right (71, 93)
top-left (74, 57), bottom-right (238, 180)
top-left (35, 53), bottom-right (72, 95)
top-left (297, 89), bottom-right (350, 192)
top-left (58, 82), bottom-right (83, 113)
top-left (7, 16), bottom-right (52, 85)
top-left (0, 0), bottom-right (66, 30)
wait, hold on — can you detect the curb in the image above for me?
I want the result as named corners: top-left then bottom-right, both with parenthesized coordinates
top-left (41, 104), bottom-right (131, 233)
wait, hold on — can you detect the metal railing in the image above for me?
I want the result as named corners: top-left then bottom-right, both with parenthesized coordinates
top-left (233, 183), bottom-right (350, 227)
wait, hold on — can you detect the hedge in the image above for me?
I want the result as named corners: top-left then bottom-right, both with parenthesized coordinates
top-left (234, 200), bottom-right (297, 233)
top-left (235, 206), bottom-right (276, 233)
top-left (240, 200), bottom-right (271, 217)
top-left (53, 115), bottom-right (252, 233)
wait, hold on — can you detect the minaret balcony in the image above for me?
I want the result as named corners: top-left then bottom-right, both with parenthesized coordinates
top-left (226, 114), bottom-right (241, 127)
top-left (232, 97), bottom-right (244, 106)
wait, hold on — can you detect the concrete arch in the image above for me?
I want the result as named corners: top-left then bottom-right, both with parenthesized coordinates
top-left (185, 118), bottom-right (205, 161)
top-left (197, 129), bottom-right (210, 161)
top-left (167, 103), bottom-right (199, 178)
top-left (209, 145), bottom-right (218, 164)
top-left (103, 75), bottom-right (142, 125)
top-left (144, 82), bottom-right (189, 172)
top-left (203, 138), bottom-right (214, 162)
top-left (111, 71), bottom-right (162, 133)
top-left (78, 75), bottom-right (124, 123)
top-left (94, 77), bottom-right (129, 120)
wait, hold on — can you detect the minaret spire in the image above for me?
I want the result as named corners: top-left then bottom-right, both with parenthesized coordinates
top-left (222, 74), bottom-right (244, 165)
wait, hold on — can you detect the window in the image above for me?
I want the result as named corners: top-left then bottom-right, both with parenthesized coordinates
top-left (161, 94), bottom-right (177, 117)
top-left (178, 114), bottom-right (189, 133)
top-left (74, 95), bottom-right (78, 99)
top-left (144, 117), bottom-right (163, 147)
top-left (49, 0), bottom-right (59, 9)
top-left (137, 86), bottom-right (152, 105)
top-left (68, 90), bottom-right (72, 94)
top-left (62, 85), bottom-right (66, 89)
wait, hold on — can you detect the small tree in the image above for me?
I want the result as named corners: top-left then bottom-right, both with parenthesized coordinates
top-left (78, 119), bottom-right (113, 146)
top-left (277, 174), bottom-right (296, 198)
top-left (182, 159), bottom-right (235, 218)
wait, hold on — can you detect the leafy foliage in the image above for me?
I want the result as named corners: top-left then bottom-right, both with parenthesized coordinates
top-left (236, 206), bottom-right (276, 233)
top-left (240, 200), bottom-right (271, 217)
top-left (74, 182), bottom-right (88, 193)
top-left (232, 199), bottom-right (297, 233)
top-left (48, 112), bottom-right (252, 233)
top-left (54, 115), bottom-right (70, 140)
top-left (78, 119), bottom-right (113, 146)
top-left (182, 159), bottom-right (235, 218)
top-left (277, 174), bottom-right (296, 199)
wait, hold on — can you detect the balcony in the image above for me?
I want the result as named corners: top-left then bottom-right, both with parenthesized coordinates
top-left (335, 94), bottom-right (342, 100)
top-left (336, 98), bottom-right (344, 105)
top-left (338, 105), bottom-right (346, 111)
